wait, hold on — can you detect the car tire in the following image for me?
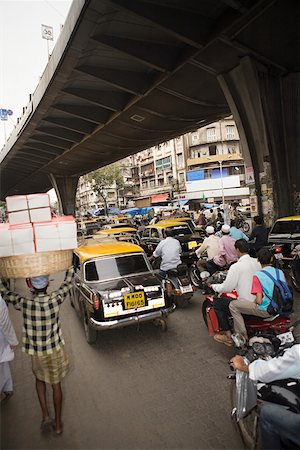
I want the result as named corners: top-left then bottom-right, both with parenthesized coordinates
top-left (242, 221), bottom-right (250, 233)
top-left (82, 304), bottom-right (97, 344)
top-left (70, 288), bottom-right (76, 308)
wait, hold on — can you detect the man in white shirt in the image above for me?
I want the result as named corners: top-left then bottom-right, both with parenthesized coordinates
top-left (231, 345), bottom-right (300, 449)
top-left (195, 226), bottom-right (220, 272)
top-left (210, 239), bottom-right (261, 346)
top-left (150, 228), bottom-right (182, 277)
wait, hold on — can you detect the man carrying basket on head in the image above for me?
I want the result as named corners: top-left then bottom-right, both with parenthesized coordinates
top-left (0, 266), bottom-right (74, 436)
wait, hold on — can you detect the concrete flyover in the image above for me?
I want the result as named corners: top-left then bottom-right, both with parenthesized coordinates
top-left (0, 0), bottom-right (299, 216)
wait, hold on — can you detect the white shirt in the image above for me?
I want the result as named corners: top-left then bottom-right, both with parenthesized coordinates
top-left (249, 344), bottom-right (300, 382)
top-left (0, 296), bottom-right (18, 361)
top-left (195, 234), bottom-right (220, 260)
top-left (211, 254), bottom-right (261, 301)
top-left (153, 237), bottom-right (182, 271)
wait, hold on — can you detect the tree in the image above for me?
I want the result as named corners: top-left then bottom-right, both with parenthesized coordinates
top-left (88, 163), bottom-right (124, 215)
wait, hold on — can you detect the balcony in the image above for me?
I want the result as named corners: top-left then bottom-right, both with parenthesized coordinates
top-left (187, 153), bottom-right (241, 167)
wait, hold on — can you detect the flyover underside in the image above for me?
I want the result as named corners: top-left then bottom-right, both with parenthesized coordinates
top-left (0, 0), bottom-right (299, 217)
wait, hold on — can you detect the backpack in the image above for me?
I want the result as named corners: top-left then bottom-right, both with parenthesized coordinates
top-left (261, 268), bottom-right (293, 316)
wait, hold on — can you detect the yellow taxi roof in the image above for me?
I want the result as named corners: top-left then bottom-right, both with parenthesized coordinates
top-left (96, 227), bottom-right (137, 234)
top-left (276, 216), bottom-right (300, 221)
top-left (157, 219), bottom-right (189, 225)
top-left (146, 220), bottom-right (188, 229)
top-left (75, 242), bottom-right (144, 262)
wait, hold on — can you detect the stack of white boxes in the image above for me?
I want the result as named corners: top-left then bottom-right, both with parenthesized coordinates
top-left (0, 193), bottom-right (77, 257)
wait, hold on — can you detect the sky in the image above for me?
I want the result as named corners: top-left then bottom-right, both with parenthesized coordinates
top-left (0, 0), bottom-right (73, 149)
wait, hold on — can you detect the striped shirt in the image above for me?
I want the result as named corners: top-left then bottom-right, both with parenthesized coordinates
top-left (0, 267), bottom-right (74, 356)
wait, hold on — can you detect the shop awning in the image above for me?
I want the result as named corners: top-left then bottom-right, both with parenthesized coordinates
top-left (151, 193), bottom-right (169, 203)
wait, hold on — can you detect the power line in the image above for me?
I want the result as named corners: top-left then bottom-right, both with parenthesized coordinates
top-left (43, 0), bottom-right (66, 19)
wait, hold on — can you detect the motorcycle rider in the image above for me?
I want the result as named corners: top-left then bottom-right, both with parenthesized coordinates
top-left (210, 239), bottom-right (261, 346)
top-left (231, 345), bottom-right (300, 450)
top-left (149, 228), bottom-right (182, 277)
top-left (229, 220), bottom-right (249, 241)
top-left (206, 224), bottom-right (237, 275)
top-left (195, 226), bottom-right (220, 273)
top-left (249, 215), bottom-right (269, 255)
top-left (229, 248), bottom-right (279, 341)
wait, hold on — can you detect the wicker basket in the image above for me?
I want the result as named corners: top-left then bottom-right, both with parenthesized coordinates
top-left (0, 250), bottom-right (73, 279)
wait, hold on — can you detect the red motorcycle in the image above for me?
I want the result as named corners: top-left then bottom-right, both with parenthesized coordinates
top-left (202, 272), bottom-right (291, 340)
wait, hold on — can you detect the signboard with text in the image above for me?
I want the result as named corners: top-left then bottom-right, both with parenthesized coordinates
top-left (41, 24), bottom-right (54, 40)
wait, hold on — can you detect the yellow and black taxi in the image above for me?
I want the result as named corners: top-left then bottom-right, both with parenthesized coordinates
top-left (268, 215), bottom-right (300, 263)
top-left (72, 242), bottom-right (175, 343)
top-left (140, 220), bottom-right (202, 262)
top-left (95, 227), bottom-right (140, 244)
top-left (76, 218), bottom-right (103, 236)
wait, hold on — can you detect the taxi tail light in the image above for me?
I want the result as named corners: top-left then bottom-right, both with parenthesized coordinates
top-left (166, 281), bottom-right (173, 295)
top-left (275, 246), bottom-right (282, 253)
top-left (174, 288), bottom-right (181, 295)
top-left (93, 293), bottom-right (100, 311)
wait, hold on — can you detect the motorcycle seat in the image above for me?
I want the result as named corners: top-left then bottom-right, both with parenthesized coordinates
top-left (167, 269), bottom-right (178, 276)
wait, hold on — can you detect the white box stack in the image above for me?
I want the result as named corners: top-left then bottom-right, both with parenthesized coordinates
top-left (0, 224), bottom-right (14, 257)
top-left (34, 216), bottom-right (77, 252)
top-left (10, 223), bottom-right (35, 256)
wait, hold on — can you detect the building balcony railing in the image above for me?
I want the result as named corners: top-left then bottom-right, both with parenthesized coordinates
top-left (187, 153), bottom-right (242, 167)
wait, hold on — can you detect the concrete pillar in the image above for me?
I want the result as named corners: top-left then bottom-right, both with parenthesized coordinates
top-left (49, 174), bottom-right (79, 216)
top-left (218, 56), bottom-right (300, 223)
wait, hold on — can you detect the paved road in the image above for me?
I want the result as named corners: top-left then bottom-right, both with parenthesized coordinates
top-left (2, 276), bottom-right (299, 450)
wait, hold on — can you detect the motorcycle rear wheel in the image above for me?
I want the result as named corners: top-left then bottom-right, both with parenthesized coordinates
top-left (230, 381), bottom-right (259, 449)
top-left (189, 266), bottom-right (202, 288)
top-left (202, 300), bottom-right (208, 328)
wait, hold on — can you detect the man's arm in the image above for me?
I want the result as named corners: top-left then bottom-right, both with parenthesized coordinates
top-left (211, 264), bottom-right (238, 294)
top-left (0, 279), bottom-right (23, 309)
top-left (50, 266), bottom-right (74, 304)
top-left (153, 240), bottom-right (163, 259)
top-left (195, 239), bottom-right (208, 258)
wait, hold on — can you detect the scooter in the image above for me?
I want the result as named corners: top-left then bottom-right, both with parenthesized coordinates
top-left (162, 263), bottom-right (195, 308)
top-left (202, 271), bottom-right (291, 340)
top-left (229, 333), bottom-right (299, 449)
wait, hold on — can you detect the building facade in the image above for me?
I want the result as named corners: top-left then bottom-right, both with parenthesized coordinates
top-left (76, 117), bottom-right (251, 213)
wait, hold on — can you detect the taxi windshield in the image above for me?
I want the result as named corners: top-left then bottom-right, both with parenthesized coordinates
top-left (85, 254), bottom-right (149, 281)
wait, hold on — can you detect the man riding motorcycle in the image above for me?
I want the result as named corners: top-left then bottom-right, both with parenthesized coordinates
top-left (149, 228), bottom-right (182, 277)
top-left (206, 224), bottom-right (237, 275)
top-left (195, 226), bottom-right (220, 273)
top-left (231, 344), bottom-right (300, 450)
top-left (210, 239), bottom-right (261, 346)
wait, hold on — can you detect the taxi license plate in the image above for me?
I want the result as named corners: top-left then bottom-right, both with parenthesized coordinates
top-left (181, 284), bottom-right (193, 294)
top-left (274, 253), bottom-right (283, 259)
top-left (124, 291), bottom-right (145, 310)
top-left (188, 241), bottom-right (198, 250)
top-left (277, 331), bottom-right (294, 345)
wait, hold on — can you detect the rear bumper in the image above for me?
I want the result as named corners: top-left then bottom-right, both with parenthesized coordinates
top-left (89, 304), bottom-right (176, 330)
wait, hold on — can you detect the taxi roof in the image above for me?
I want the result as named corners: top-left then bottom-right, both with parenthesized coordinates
top-left (96, 227), bottom-right (137, 234)
top-left (146, 220), bottom-right (189, 229)
top-left (276, 216), bottom-right (300, 221)
top-left (75, 242), bottom-right (144, 262)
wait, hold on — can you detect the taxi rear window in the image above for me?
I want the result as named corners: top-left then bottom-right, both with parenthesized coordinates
top-left (170, 226), bottom-right (191, 236)
top-left (271, 220), bottom-right (300, 235)
top-left (85, 254), bottom-right (149, 281)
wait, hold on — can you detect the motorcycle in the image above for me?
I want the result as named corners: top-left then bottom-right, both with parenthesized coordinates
top-left (161, 263), bottom-right (195, 308)
top-left (228, 332), bottom-right (299, 449)
top-left (290, 249), bottom-right (300, 292)
top-left (202, 271), bottom-right (291, 340)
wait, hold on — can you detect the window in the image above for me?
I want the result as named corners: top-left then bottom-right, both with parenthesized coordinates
top-left (207, 127), bottom-right (216, 141)
top-left (142, 181), bottom-right (148, 189)
top-left (226, 125), bottom-right (235, 140)
top-left (158, 178), bottom-right (164, 186)
top-left (149, 179), bottom-right (155, 187)
top-left (142, 229), bottom-right (151, 238)
top-left (155, 156), bottom-right (171, 171)
top-left (209, 144), bottom-right (217, 155)
top-left (177, 153), bottom-right (183, 167)
top-left (150, 228), bottom-right (159, 238)
top-left (179, 172), bottom-right (185, 183)
top-left (191, 132), bottom-right (199, 144)
top-left (85, 254), bottom-right (149, 282)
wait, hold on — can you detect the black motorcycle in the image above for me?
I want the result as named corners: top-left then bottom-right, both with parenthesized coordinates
top-left (291, 251), bottom-right (300, 292)
top-left (229, 333), bottom-right (299, 449)
top-left (161, 263), bottom-right (194, 308)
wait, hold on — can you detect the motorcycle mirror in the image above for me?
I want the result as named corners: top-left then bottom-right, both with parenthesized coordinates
top-left (200, 271), bottom-right (210, 280)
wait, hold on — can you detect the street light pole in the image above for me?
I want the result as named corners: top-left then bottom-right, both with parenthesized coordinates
top-left (219, 160), bottom-right (225, 206)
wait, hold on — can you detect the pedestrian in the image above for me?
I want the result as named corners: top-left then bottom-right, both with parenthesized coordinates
top-left (0, 296), bottom-right (18, 402)
top-left (249, 216), bottom-right (269, 255)
top-left (0, 267), bottom-right (74, 435)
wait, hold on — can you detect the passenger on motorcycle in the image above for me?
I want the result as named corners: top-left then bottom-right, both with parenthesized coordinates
top-left (231, 345), bottom-right (300, 450)
top-left (229, 248), bottom-right (279, 340)
top-left (149, 228), bottom-right (182, 277)
top-left (195, 226), bottom-right (220, 273)
top-left (206, 224), bottom-right (237, 274)
top-left (229, 220), bottom-right (249, 241)
top-left (249, 215), bottom-right (269, 255)
top-left (210, 239), bottom-right (261, 346)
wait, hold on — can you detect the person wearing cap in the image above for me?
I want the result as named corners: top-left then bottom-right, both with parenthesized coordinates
top-left (229, 220), bottom-right (249, 241)
top-left (206, 224), bottom-right (237, 274)
top-left (0, 266), bottom-right (74, 435)
top-left (210, 239), bottom-right (261, 346)
top-left (195, 226), bottom-right (220, 273)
